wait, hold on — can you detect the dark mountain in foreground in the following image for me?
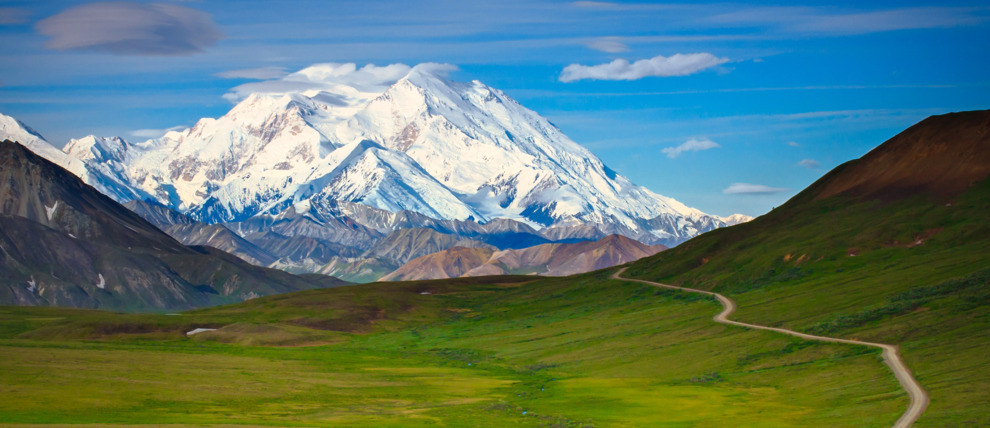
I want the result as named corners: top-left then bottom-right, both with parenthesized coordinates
top-left (123, 200), bottom-right (278, 266)
top-left (623, 110), bottom-right (990, 424)
top-left (381, 234), bottom-right (665, 281)
top-left (0, 140), bottom-right (347, 311)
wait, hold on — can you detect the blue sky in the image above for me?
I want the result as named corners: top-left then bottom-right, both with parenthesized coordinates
top-left (1, 1), bottom-right (988, 217)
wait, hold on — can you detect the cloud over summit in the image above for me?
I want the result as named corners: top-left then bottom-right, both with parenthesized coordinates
top-left (222, 62), bottom-right (458, 102)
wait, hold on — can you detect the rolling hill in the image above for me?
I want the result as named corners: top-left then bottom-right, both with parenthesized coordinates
top-left (623, 109), bottom-right (990, 425)
top-left (0, 111), bottom-right (986, 427)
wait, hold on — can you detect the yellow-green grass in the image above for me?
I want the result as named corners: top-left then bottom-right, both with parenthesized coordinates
top-left (0, 344), bottom-right (519, 426)
top-left (1, 270), bottom-right (907, 426)
top-left (624, 179), bottom-right (990, 426)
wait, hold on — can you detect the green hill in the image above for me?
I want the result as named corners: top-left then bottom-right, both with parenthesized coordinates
top-left (624, 109), bottom-right (990, 426)
top-left (0, 111), bottom-right (986, 426)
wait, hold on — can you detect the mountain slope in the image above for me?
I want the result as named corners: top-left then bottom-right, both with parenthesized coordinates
top-left (4, 64), bottom-right (734, 247)
top-left (381, 234), bottom-right (665, 281)
top-left (801, 111), bottom-right (990, 202)
top-left (622, 109), bottom-right (990, 425)
top-left (123, 200), bottom-right (277, 266)
top-left (362, 228), bottom-right (493, 266)
top-left (0, 140), bottom-right (346, 311)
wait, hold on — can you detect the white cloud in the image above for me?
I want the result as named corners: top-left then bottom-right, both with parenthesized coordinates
top-left (723, 183), bottom-right (789, 195)
top-left (35, 2), bottom-right (223, 55)
top-left (797, 159), bottom-right (821, 169)
top-left (215, 67), bottom-right (290, 80)
top-left (586, 37), bottom-right (629, 53)
top-left (560, 53), bottom-right (729, 82)
top-left (661, 138), bottom-right (720, 158)
top-left (222, 62), bottom-right (442, 102)
top-left (131, 126), bottom-right (188, 138)
top-left (787, 141), bottom-right (800, 147)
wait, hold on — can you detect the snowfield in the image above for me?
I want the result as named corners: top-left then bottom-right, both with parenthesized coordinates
top-left (1, 63), bottom-right (749, 246)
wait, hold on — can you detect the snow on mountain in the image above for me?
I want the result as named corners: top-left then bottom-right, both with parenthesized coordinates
top-left (0, 113), bottom-right (85, 176)
top-left (719, 213), bottom-right (754, 226)
top-left (0, 114), bottom-right (147, 202)
top-left (4, 63), bottom-right (730, 246)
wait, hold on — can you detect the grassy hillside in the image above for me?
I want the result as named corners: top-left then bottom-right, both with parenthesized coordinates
top-left (2, 112), bottom-right (985, 426)
top-left (0, 269), bottom-right (909, 426)
top-left (623, 112), bottom-right (990, 426)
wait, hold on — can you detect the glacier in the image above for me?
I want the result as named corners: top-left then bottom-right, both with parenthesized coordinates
top-left (1, 63), bottom-right (749, 247)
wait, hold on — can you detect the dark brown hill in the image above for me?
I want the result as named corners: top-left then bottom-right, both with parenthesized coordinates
top-left (801, 110), bottom-right (990, 203)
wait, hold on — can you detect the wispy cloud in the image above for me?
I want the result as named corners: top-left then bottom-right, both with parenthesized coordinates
top-left (560, 53), bottom-right (729, 82)
top-left (723, 183), bottom-right (789, 195)
top-left (571, 1), bottom-right (676, 11)
top-left (661, 137), bottom-right (720, 158)
top-left (708, 6), bottom-right (987, 35)
top-left (586, 37), bottom-right (629, 53)
top-left (35, 2), bottom-right (224, 55)
top-left (0, 7), bottom-right (30, 25)
top-left (215, 67), bottom-right (290, 80)
top-left (797, 159), bottom-right (821, 169)
top-left (787, 141), bottom-right (801, 147)
top-left (221, 62), bottom-right (456, 102)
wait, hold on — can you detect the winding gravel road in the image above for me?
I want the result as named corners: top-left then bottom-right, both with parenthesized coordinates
top-left (612, 267), bottom-right (929, 428)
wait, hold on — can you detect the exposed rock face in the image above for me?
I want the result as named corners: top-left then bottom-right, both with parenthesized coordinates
top-left (124, 200), bottom-right (277, 266)
top-left (1, 63), bottom-right (732, 248)
top-left (0, 140), bottom-right (346, 311)
top-left (380, 234), bottom-right (666, 282)
top-left (362, 228), bottom-right (494, 266)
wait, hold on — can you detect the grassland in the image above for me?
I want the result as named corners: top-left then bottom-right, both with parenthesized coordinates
top-left (1, 269), bottom-right (908, 427)
top-left (625, 179), bottom-right (990, 426)
top-left (2, 178), bottom-right (984, 426)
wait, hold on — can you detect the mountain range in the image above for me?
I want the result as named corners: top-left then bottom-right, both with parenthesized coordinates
top-left (0, 65), bottom-right (745, 250)
top-left (4, 110), bottom-right (986, 425)
top-left (381, 234), bottom-right (666, 281)
top-left (0, 140), bottom-right (346, 311)
top-left (0, 65), bottom-right (748, 281)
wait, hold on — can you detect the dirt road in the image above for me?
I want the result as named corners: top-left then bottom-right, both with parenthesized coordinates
top-left (611, 267), bottom-right (929, 428)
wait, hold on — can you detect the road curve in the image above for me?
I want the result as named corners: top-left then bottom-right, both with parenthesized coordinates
top-left (611, 267), bottom-right (929, 428)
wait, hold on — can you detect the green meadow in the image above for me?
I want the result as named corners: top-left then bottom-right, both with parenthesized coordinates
top-left (2, 271), bottom-right (906, 427)
top-left (2, 181), bottom-right (987, 426)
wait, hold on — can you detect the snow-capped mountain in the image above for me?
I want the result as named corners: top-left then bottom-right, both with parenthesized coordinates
top-left (1, 63), bottom-right (739, 246)
top-left (0, 115), bottom-right (149, 202)
top-left (719, 213), bottom-right (754, 226)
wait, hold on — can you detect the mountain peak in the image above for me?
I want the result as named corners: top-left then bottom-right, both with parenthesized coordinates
top-left (5, 64), bottom-right (730, 246)
top-left (0, 113), bottom-right (88, 178)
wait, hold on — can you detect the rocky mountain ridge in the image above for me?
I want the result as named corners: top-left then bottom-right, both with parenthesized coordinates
top-left (0, 140), bottom-right (346, 311)
top-left (0, 64), bottom-right (747, 249)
